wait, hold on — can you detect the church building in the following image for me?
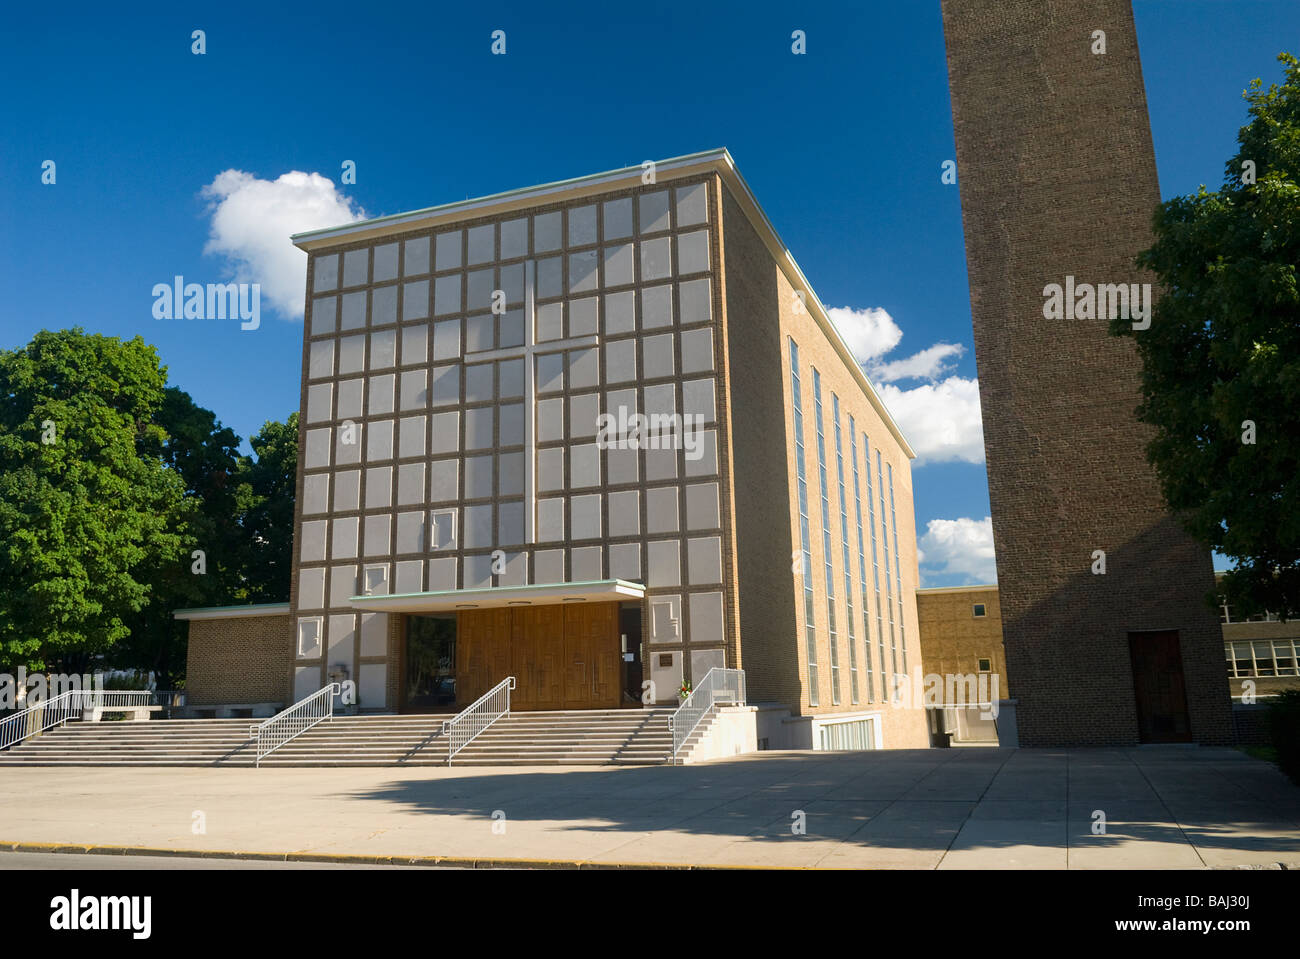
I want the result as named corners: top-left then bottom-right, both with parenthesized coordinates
top-left (179, 150), bottom-right (929, 751)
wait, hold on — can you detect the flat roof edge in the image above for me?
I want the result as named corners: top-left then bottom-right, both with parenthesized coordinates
top-left (174, 603), bottom-right (291, 621)
top-left (291, 149), bottom-right (732, 248)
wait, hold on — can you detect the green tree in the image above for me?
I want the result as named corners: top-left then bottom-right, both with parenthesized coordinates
top-left (0, 329), bottom-right (187, 673)
top-left (1113, 52), bottom-right (1300, 618)
top-left (113, 388), bottom-right (253, 688)
top-left (237, 413), bottom-right (298, 604)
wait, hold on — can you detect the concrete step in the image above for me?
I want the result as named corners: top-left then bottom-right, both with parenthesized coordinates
top-left (0, 708), bottom-right (681, 766)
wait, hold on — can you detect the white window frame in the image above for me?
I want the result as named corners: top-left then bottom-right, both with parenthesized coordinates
top-left (297, 616), bottom-right (324, 660)
top-left (362, 563), bottom-right (389, 596)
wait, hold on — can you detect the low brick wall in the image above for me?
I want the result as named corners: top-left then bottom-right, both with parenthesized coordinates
top-left (185, 614), bottom-right (291, 706)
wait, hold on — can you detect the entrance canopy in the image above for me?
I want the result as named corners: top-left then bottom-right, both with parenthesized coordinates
top-left (349, 579), bottom-right (646, 613)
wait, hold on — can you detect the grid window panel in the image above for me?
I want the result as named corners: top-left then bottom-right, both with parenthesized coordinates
top-left (402, 280), bottom-right (429, 321)
top-left (435, 230), bottom-right (463, 270)
top-left (372, 284), bottom-right (398, 326)
top-left (403, 237), bottom-right (430, 277)
top-left (313, 254), bottom-right (339, 293)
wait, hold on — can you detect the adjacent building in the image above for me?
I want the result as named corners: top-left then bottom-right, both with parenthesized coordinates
top-left (915, 585), bottom-right (1006, 745)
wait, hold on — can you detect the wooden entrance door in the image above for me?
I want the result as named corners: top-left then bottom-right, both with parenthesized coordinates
top-left (454, 603), bottom-right (622, 711)
top-left (512, 605), bottom-right (564, 710)
top-left (456, 608), bottom-right (512, 707)
top-left (1129, 630), bottom-right (1192, 743)
top-left (563, 603), bottom-right (620, 709)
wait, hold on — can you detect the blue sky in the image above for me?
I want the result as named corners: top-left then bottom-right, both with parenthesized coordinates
top-left (2, 0), bottom-right (1294, 585)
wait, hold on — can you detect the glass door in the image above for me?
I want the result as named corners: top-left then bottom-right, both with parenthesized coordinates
top-left (404, 614), bottom-right (457, 712)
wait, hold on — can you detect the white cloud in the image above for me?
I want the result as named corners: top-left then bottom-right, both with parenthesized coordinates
top-left (201, 170), bottom-right (365, 318)
top-left (825, 306), bottom-right (903, 366)
top-left (918, 516), bottom-right (997, 585)
top-left (826, 303), bottom-right (984, 465)
top-left (870, 342), bottom-right (965, 383)
top-left (877, 376), bottom-right (984, 465)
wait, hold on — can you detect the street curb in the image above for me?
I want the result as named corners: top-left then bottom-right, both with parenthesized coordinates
top-left (0, 840), bottom-right (792, 870)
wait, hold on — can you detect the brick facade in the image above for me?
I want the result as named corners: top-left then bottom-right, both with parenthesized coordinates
top-left (941, 0), bottom-right (1234, 746)
top-left (919, 584), bottom-right (1300, 711)
top-left (721, 180), bottom-right (928, 746)
top-left (184, 612), bottom-right (291, 706)
top-left (916, 586), bottom-right (1010, 700)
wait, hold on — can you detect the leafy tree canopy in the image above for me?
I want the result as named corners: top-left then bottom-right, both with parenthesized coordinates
top-left (0, 329), bottom-right (186, 672)
top-left (1115, 52), bottom-right (1300, 619)
top-left (0, 328), bottom-right (299, 682)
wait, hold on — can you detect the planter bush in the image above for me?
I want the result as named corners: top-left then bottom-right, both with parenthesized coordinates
top-left (1268, 690), bottom-right (1300, 784)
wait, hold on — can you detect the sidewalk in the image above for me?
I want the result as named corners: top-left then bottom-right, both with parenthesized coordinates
top-left (1, 747), bottom-right (1297, 869)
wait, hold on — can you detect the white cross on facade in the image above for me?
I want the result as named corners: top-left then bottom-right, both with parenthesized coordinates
top-left (460, 260), bottom-right (599, 543)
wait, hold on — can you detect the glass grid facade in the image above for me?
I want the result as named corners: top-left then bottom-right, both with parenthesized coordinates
top-left (295, 180), bottom-right (726, 705)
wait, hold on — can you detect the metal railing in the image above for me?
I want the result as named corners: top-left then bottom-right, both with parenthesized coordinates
top-left (0, 689), bottom-right (154, 751)
top-left (669, 668), bottom-right (746, 764)
top-left (81, 690), bottom-right (155, 713)
top-left (151, 689), bottom-right (187, 719)
top-left (250, 683), bottom-right (339, 767)
top-left (442, 677), bottom-right (515, 765)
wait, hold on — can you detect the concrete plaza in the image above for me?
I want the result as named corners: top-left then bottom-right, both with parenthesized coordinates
top-left (1, 747), bottom-right (1297, 869)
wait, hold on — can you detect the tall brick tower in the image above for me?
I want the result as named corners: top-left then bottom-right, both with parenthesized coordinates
top-left (940, 0), bottom-right (1233, 746)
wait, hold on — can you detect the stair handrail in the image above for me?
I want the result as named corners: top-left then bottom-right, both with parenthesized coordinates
top-left (442, 677), bottom-right (515, 765)
top-left (669, 668), bottom-right (746, 764)
top-left (0, 689), bottom-right (154, 751)
top-left (251, 683), bottom-right (340, 767)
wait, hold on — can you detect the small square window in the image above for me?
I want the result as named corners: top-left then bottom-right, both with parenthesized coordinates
top-left (297, 617), bottom-right (323, 659)
top-left (362, 564), bottom-right (388, 596)
top-left (978, 658), bottom-right (992, 672)
top-left (973, 603), bottom-right (987, 617)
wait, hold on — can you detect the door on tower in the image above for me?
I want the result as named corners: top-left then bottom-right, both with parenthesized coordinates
top-left (1129, 630), bottom-right (1193, 743)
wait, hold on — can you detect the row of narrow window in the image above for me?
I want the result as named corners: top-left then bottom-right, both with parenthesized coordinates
top-left (791, 337), bottom-right (909, 707)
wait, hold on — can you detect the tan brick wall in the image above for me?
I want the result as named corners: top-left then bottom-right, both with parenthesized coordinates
top-left (185, 614), bottom-right (291, 706)
top-left (722, 183), bottom-right (928, 747)
top-left (718, 183), bottom-right (800, 709)
top-left (917, 587), bottom-right (1010, 699)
